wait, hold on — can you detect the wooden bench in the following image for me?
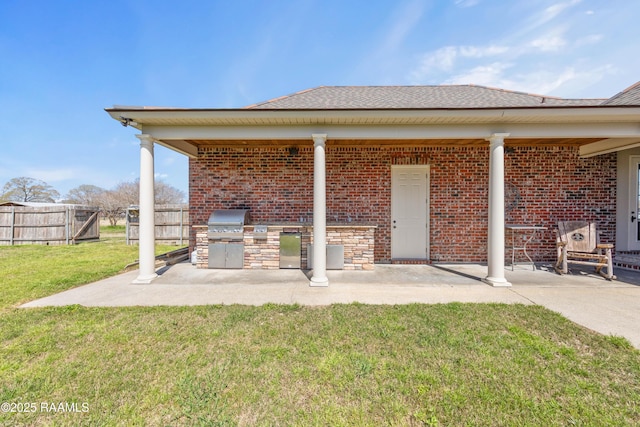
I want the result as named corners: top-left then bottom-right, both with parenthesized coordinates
top-left (555, 221), bottom-right (615, 280)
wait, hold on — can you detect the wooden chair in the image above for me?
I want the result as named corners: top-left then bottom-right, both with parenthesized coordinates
top-left (555, 221), bottom-right (615, 280)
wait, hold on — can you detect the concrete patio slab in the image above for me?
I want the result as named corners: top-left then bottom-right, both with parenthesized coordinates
top-left (20, 262), bottom-right (640, 349)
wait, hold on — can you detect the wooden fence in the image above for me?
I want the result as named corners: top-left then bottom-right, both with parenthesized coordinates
top-left (126, 205), bottom-right (189, 245)
top-left (0, 205), bottom-right (100, 245)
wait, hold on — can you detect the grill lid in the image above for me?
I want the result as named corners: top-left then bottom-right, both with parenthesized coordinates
top-left (208, 209), bottom-right (250, 226)
top-left (207, 209), bottom-right (250, 240)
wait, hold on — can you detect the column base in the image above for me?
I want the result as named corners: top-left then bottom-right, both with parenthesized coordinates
top-left (483, 276), bottom-right (512, 287)
top-left (132, 273), bottom-right (158, 284)
top-left (310, 275), bottom-right (329, 287)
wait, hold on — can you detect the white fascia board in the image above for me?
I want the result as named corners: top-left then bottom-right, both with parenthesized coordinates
top-left (143, 122), bottom-right (640, 141)
top-left (109, 106), bottom-right (640, 124)
top-left (113, 108), bottom-right (506, 122)
top-left (579, 138), bottom-right (640, 158)
top-left (499, 106), bottom-right (640, 120)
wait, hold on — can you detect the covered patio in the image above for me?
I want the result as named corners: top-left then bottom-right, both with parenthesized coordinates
top-left (21, 261), bottom-right (640, 348)
top-left (106, 84), bottom-right (640, 287)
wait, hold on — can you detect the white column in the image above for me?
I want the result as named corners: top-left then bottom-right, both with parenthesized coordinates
top-left (133, 134), bottom-right (157, 284)
top-left (484, 133), bottom-right (512, 287)
top-left (310, 133), bottom-right (329, 286)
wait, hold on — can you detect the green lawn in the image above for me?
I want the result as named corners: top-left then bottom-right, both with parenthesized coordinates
top-left (0, 228), bottom-right (177, 311)
top-left (0, 231), bottom-right (639, 425)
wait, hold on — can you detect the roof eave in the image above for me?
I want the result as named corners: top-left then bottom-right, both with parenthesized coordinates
top-left (107, 105), bottom-right (640, 127)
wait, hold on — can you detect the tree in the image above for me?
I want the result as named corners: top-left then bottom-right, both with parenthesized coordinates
top-left (96, 179), bottom-right (185, 226)
top-left (99, 189), bottom-right (127, 226)
top-left (96, 182), bottom-right (135, 226)
top-left (104, 179), bottom-right (185, 206)
top-left (1, 177), bottom-right (60, 203)
top-left (155, 181), bottom-right (186, 204)
top-left (64, 184), bottom-right (106, 206)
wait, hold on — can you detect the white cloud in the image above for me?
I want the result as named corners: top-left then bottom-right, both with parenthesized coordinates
top-left (441, 62), bottom-right (515, 88)
top-left (511, 0), bottom-right (582, 41)
top-left (459, 45), bottom-right (510, 58)
top-left (415, 46), bottom-right (458, 72)
top-left (532, 0), bottom-right (582, 30)
top-left (575, 34), bottom-right (603, 47)
top-left (545, 64), bottom-right (617, 97)
top-left (442, 64), bottom-right (613, 97)
top-left (514, 68), bottom-right (580, 95)
top-left (529, 35), bottom-right (567, 52)
top-left (514, 66), bottom-right (617, 96)
top-left (545, 0), bottom-right (581, 18)
top-left (408, 0), bottom-right (605, 93)
top-left (410, 44), bottom-right (510, 80)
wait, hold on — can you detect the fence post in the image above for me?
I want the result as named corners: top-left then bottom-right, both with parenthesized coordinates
top-left (65, 206), bottom-right (70, 245)
top-left (125, 207), bottom-right (130, 245)
top-left (179, 206), bottom-right (184, 245)
top-left (10, 206), bottom-right (15, 245)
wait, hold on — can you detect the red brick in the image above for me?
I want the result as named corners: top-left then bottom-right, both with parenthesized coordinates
top-left (189, 144), bottom-right (616, 263)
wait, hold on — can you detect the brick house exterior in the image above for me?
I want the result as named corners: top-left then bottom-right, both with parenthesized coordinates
top-left (189, 144), bottom-right (616, 264)
top-left (107, 82), bottom-right (640, 285)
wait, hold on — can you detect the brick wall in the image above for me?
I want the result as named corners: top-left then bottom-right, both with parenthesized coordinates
top-left (190, 143), bottom-right (616, 263)
top-left (504, 146), bottom-right (616, 262)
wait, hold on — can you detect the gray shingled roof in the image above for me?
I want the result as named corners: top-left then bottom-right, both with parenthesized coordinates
top-left (245, 85), bottom-right (607, 110)
top-left (602, 81), bottom-right (640, 105)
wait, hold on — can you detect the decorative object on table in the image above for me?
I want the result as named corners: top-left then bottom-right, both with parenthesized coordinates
top-left (504, 182), bottom-right (521, 222)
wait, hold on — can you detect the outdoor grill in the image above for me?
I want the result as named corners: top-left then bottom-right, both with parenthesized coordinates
top-left (207, 209), bottom-right (250, 269)
top-left (207, 209), bottom-right (250, 240)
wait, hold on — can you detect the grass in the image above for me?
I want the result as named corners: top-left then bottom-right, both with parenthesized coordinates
top-left (100, 224), bottom-right (126, 238)
top-left (0, 226), bottom-right (177, 311)
top-left (0, 228), bottom-right (639, 425)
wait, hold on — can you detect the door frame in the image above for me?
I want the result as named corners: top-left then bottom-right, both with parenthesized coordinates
top-left (628, 155), bottom-right (640, 250)
top-left (390, 164), bottom-right (430, 259)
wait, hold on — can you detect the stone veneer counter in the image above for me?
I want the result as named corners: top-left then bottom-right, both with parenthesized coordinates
top-left (194, 224), bottom-right (376, 270)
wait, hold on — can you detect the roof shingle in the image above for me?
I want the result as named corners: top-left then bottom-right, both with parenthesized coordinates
top-left (245, 85), bottom-right (607, 110)
top-left (601, 81), bottom-right (640, 105)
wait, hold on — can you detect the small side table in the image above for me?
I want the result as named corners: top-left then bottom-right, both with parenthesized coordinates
top-left (505, 224), bottom-right (547, 270)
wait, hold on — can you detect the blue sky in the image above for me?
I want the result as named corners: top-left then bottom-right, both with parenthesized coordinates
top-left (1, 0), bottom-right (639, 200)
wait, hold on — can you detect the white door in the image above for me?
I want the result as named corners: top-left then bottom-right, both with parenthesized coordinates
top-left (629, 156), bottom-right (640, 250)
top-left (391, 165), bottom-right (429, 259)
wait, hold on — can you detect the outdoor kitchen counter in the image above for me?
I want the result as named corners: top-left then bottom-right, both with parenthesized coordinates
top-left (242, 223), bottom-right (377, 227)
top-left (194, 223), bottom-right (376, 270)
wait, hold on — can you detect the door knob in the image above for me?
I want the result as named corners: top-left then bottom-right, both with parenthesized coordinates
top-left (632, 212), bottom-right (637, 223)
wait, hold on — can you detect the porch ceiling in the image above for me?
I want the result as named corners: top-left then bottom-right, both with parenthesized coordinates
top-left (185, 137), bottom-right (603, 148)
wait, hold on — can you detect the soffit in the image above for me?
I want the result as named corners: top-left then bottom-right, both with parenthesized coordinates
top-left (186, 138), bottom-right (603, 148)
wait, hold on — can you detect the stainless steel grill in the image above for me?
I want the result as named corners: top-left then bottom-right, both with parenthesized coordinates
top-left (207, 209), bottom-right (250, 240)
